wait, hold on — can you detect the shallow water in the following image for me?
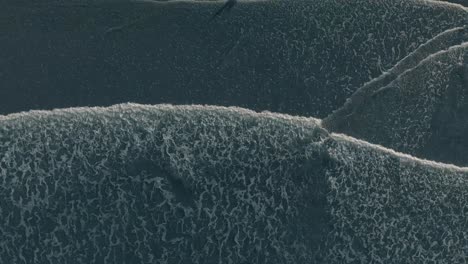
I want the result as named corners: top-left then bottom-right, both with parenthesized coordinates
top-left (2, 0), bottom-right (468, 263)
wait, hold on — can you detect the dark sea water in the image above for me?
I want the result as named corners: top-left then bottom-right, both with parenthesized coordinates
top-left (325, 41), bottom-right (468, 166)
top-left (1, 0), bottom-right (468, 263)
top-left (1, 0), bottom-right (466, 117)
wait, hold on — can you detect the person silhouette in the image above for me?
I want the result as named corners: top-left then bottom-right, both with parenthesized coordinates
top-left (209, 0), bottom-right (237, 21)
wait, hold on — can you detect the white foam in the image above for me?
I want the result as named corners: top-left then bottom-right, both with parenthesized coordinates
top-left (3, 102), bottom-right (466, 172)
top-left (332, 132), bottom-right (468, 171)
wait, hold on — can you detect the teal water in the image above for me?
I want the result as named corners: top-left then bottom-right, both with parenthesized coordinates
top-left (1, 0), bottom-right (467, 263)
top-left (1, 0), bottom-right (466, 117)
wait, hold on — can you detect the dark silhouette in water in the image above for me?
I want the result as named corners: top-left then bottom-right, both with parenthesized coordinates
top-left (209, 0), bottom-right (237, 21)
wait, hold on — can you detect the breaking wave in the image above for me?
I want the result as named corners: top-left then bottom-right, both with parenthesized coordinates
top-left (1, 103), bottom-right (468, 263)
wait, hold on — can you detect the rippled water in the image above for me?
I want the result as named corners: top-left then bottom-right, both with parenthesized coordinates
top-left (1, 0), bottom-right (468, 263)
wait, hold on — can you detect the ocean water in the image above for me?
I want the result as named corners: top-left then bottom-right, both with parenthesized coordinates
top-left (325, 41), bottom-right (468, 166)
top-left (1, 103), bottom-right (468, 263)
top-left (1, 0), bottom-right (466, 117)
top-left (2, 0), bottom-right (468, 263)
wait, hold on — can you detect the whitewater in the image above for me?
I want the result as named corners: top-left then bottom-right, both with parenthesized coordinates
top-left (1, 0), bottom-right (467, 263)
top-left (1, 103), bottom-right (468, 263)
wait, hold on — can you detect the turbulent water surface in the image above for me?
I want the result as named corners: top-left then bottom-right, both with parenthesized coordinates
top-left (2, 0), bottom-right (468, 263)
top-left (1, 104), bottom-right (468, 263)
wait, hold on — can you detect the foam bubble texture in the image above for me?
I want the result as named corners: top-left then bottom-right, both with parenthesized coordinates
top-left (0, 104), bottom-right (329, 264)
top-left (1, 103), bottom-right (468, 263)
